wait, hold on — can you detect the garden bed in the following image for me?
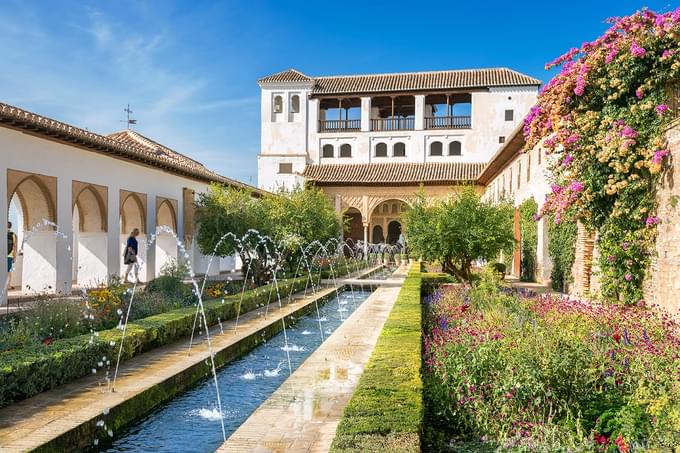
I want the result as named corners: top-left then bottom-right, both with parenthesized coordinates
top-left (330, 264), bottom-right (424, 453)
top-left (422, 269), bottom-right (680, 452)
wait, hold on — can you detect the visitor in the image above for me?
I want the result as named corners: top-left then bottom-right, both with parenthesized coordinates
top-left (6, 221), bottom-right (17, 292)
top-left (123, 228), bottom-right (141, 284)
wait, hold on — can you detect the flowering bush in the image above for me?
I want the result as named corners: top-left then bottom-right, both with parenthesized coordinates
top-left (423, 270), bottom-right (680, 451)
top-left (87, 279), bottom-right (128, 325)
top-left (525, 9), bottom-right (680, 304)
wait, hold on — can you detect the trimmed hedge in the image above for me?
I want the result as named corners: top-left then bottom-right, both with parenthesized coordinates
top-left (330, 264), bottom-right (423, 453)
top-left (0, 277), bottom-right (311, 408)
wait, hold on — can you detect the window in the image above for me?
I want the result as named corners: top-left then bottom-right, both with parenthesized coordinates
top-left (322, 144), bottom-right (334, 158)
top-left (393, 142), bottom-right (406, 157)
top-left (290, 95), bottom-right (300, 113)
top-left (505, 109), bottom-right (514, 121)
top-left (527, 154), bottom-right (531, 182)
top-left (392, 203), bottom-right (398, 214)
top-left (499, 136), bottom-right (506, 144)
top-left (538, 148), bottom-right (542, 164)
top-left (375, 142), bottom-right (387, 157)
top-left (509, 168), bottom-right (513, 193)
top-left (278, 163), bottom-right (293, 174)
top-left (448, 141), bottom-right (462, 156)
top-left (340, 144), bottom-right (352, 158)
top-left (430, 141), bottom-right (443, 156)
top-left (517, 162), bottom-right (521, 189)
top-left (273, 95), bottom-right (283, 114)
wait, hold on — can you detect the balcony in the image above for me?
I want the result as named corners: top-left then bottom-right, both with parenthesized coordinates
top-left (370, 117), bottom-right (414, 131)
top-left (425, 115), bottom-right (471, 129)
top-left (319, 119), bottom-right (361, 132)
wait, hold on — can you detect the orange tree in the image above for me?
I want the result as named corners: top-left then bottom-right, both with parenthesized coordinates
top-left (525, 8), bottom-right (680, 304)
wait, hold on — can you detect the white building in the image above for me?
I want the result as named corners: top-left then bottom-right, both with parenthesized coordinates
top-left (0, 102), bottom-right (258, 305)
top-left (257, 68), bottom-right (541, 191)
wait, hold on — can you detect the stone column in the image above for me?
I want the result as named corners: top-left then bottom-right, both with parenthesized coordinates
top-left (146, 195), bottom-right (157, 282)
top-left (107, 186), bottom-right (120, 281)
top-left (414, 94), bottom-right (425, 130)
top-left (363, 223), bottom-right (368, 257)
top-left (55, 177), bottom-right (73, 295)
top-left (536, 217), bottom-right (552, 284)
top-left (360, 97), bottom-right (371, 132)
top-left (0, 166), bottom-right (7, 306)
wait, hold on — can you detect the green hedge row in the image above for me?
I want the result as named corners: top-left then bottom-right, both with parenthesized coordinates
top-left (0, 277), bottom-right (311, 408)
top-left (330, 264), bottom-right (423, 453)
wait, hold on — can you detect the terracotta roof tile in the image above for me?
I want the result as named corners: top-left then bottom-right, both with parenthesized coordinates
top-left (258, 69), bottom-right (314, 83)
top-left (0, 102), bottom-right (261, 193)
top-left (259, 67), bottom-right (541, 95)
top-left (302, 162), bottom-right (485, 186)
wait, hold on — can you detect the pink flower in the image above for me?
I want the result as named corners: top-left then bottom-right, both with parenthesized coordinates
top-left (620, 126), bottom-right (639, 138)
top-left (569, 180), bottom-right (585, 192)
top-left (645, 216), bottom-right (661, 226)
top-left (635, 87), bottom-right (644, 99)
top-left (563, 154), bottom-right (574, 166)
top-left (652, 149), bottom-right (670, 164)
top-left (624, 273), bottom-right (633, 282)
top-left (656, 104), bottom-right (670, 115)
top-left (630, 41), bottom-right (646, 57)
top-left (622, 242), bottom-right (630, 251)
top-left (661, 49), bottom-right (675, 59)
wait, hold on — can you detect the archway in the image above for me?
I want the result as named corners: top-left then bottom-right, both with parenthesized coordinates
top-left (372, 225), bottom-right (384, 243)
top-left (369, 199), bottom-right (407, 247)
top-left (120, 191), bottom-right (147, 282)
top-left (155, 198), bottom-right (178, 276)
top-left (7, 174), bottom-right (57, 294)
top-left (343, 208), bottom-right (363, 243)
top-left (387, 220), bottom-right (402, 245)
top-left (72, 184), bottom-right (108, 287)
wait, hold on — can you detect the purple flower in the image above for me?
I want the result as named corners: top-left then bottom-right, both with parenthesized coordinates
top-left (620, 126), bottom-right (639, 139)
top-left (607, 255), bottom-right (616, 263)
top-left (630, 41), bottom-right (646, 57)
top-left (622, 242), bottom-right (630, 251)
top-left (563, 154), bottom-right (574, 166)
top-left (624, 273), bottom-right (633, 282)
top-left (439, 317), bottom-right (448, 331)
top-left (605, 48), bottom-right (618, 64)
top-left (569, 180), bottom-right (585, 192)
top-left (645, 216), bottom-right (661, 226)
top-left (652, 149), bottom-right (671, 164)
top-left (656, 104), bottom-right (670, 115)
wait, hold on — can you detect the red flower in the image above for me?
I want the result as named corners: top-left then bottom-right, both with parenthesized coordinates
top-left (460, 304), bottom-right (469, 313)
top-left (42, 336), bottom-right (53, 346)
top-left (613, 331), bottom-right (621, 343)
top-left (614, 434), bottom-right (629, 453)
top-left (594, 432), bottom-right (609, 445)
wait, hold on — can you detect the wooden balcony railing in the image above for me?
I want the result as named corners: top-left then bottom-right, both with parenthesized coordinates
top-left (424, 116), bottom-right (471, 129)
top-left (319, 119), bottom-right (361, 132)
top-left (370, 117), bottom-right (414, 131)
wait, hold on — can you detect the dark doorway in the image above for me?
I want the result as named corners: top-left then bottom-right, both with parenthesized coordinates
top-left (387, 221), bottom-right (401, 245)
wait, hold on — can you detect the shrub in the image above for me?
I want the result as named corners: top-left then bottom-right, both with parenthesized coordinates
top-left (331, 265), bottom-right (423, 452)
top-left (491, 262), bottom-right (506, 278)
top-left (423, 279), bottom-right (680, 451)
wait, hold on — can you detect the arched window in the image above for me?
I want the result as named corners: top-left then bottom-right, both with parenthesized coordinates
top-left (273, 95), bottom-right (283, 113)
top-left (449, 141), bottom-right (462, 156)
top-left (290, 95), bottom-right (300, 113)
top-left (430, 141), bottom-right (443, 156)
top-left (322, 144), bottom-right (334, 158)
top-left (340, 144), bottom-right (352, 158)
top-left (393, 142), bottom-right (406, 157)
top-left (375, 142), bottom-right (387, 157)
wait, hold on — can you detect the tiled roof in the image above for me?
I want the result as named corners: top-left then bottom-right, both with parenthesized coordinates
top-left (259, 68), bottom-right (541, 95)
top-left (258, 69), bottom-right (314, 83)
top-left (302, 162), bottom-right (485, 186)
top-left (0, 102), bottom-right (261, 193)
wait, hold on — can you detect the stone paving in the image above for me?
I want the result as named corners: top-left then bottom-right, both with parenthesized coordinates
top-left (0, 283), bottom-right (346, 452)
top-left (218, 266), bottom-right (407, 453)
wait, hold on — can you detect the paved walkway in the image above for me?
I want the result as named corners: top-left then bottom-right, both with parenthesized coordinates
top-left (218, 266), bottom-right (408, 453)
top-left (0, 285), bottom-right (341, 452)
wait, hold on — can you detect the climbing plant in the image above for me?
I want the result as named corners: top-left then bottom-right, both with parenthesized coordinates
top-left (525, 9), bottom-right (680, 304)
top-left (518, 198), bottom-right (538, 282)
top-left (547, 213), bottom-right (578, 292)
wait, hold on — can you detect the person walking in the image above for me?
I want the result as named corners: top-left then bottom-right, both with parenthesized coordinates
top-left (123, 228), bottom-right (141, 284)
top-left (6, 221), bottom-right (17, 292)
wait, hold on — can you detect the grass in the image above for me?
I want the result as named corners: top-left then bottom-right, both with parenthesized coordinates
top-left (330, 264), bottom-right (423, 453)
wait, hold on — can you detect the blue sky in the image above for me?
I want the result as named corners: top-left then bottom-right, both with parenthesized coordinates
top-left (0, 1), bottom-right (675, 185)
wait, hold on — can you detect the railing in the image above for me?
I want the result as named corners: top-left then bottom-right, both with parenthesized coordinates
top-left (424, 116), bottom-right (471, 129)
top-left (319, 119), bottom-right (361, 132)
top-left (370, 118), bottom-right (414, 131)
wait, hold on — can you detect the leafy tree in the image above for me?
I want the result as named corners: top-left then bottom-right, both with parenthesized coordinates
top-left (194, 183), bottom-right (340, 283)
top-left (519, 198), bottom-right (538, 282)
top-left (403, 187), bottom-right (514, 282)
